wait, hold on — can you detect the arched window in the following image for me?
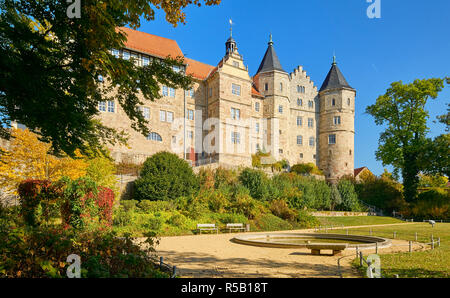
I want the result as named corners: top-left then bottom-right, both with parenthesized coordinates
top-left (147, 132), bottom-right (162, 142)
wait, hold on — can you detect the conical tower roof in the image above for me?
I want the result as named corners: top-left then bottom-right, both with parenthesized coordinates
top-left (320, 57), bottom-right (353, 92)
top-left (256, 34), bottom-right (286, 74)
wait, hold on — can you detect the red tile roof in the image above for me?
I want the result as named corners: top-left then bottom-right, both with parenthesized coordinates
top-left (185, 58), bottom-right (215, 80)
top-left (252, 74), bottom-right (263, 98)
top-left (118, 27), bottom-right (184, 59)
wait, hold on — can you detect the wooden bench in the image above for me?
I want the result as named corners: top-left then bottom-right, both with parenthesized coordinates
top-left (306, 244), bottom-right (348, 256)
top-left (226, 223), bottom-right (246, 233)
top-left (197, 224), bottom-right (218, 234)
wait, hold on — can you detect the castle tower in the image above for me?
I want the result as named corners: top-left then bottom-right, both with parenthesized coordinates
top-left (318, 56), bottom-right (356, 183)
top-left (255, 34), bottom-right (290, 161)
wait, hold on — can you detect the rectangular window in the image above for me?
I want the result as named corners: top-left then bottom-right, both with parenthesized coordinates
top-left (188, 131), bottom-right (193, 139)
top-left (142, 57), bottom-right (150, 66)
top-left (297, 135), bottom-right (303, 145)
top-left (107, 101), bottom-right (115, 113)
top-left (299, 153), bottom-right (304, 159)
top-left (279, 105), bottom-right (283, 114)
top-left (122, 51), bottom-right (130, 60)
top-left (309, 137), bottom-right (315, 147)
top-left (308, 100), bottom-right (314, 108)
top-left (297, 98), bottom-right (303, 106)
top-left (334, 116), bottom-right (341, 125)
top-left (231, 132), bottom-right (240, 144)
top-left (98, 101), bottom-right (106, 112)
top-left (308, 118), bottom-right (314, 128)
top-left (162, 86), bottom-right (169, 97)
top-left (167, 111), bottom-right (174, 123)
top-left (297, 117), bottom-right (303, 126)
top-left (112, 49), bottom-right (120, 58)
top-left (131, 53), bottom-right (139, 65)
top-left (255, 102), bottom-right (260, 112)
top-left (265, 83), bottom-right (269, 91)
top-left (172, 136), bottom-right (177, 144)
top-left (233, 61), bottom-right (239, 68)
top-left (329, 134), bottom-right (336, 144)
top-left (160, 110), bottom-right (166, 122)
top-left (209, 87), bottom-right (212, 97)
top-left (232, 84), bottom-right (241, 96)
top-left (187, 109), bottom-right (194, 120)
top-left (140, 107), bottom-right (150, 119)
top-left (256, 123), bottom-right (260, 133)
top-left (169, 87), bottom-right (175, 98)
top-left (186, 88), bottom-right (194, 97)
top-left (231, 108), bottom-right (240, 120)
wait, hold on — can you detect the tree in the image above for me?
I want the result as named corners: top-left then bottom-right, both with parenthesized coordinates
top-left (0, 0), bottom-right (220, 157)
top-left (134, 152), bottom-right (199, 201)
top-left (366, 78), bottom-right (445, 202)
top-left (0, 129), bottom-right (87, 193)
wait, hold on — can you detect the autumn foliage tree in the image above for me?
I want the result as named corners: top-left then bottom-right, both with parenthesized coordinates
top-left (0, 0), bottom-right (221, 157)
top-left (0, 129), bottom-right (87, 193)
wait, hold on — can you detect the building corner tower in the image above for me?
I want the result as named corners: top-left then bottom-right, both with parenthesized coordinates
top-left (318, 56), bottom-right (356, 183)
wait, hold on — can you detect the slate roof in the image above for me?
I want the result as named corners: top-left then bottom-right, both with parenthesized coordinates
top-left (319, 61), bottom-right (354, 92)
top-left (256, 41), bottom-right (286, 74)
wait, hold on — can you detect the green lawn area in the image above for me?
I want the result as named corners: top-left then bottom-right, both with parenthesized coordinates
top-left (333, 223), bottom-right (450, 278)
top-left (317, 216), bottom-right (405, 227)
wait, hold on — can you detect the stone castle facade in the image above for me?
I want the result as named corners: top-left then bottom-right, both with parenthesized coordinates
top-left (100, 27), bottom-right (356, 182)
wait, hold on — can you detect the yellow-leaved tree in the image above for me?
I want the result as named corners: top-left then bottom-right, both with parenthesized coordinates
top-left (0, 129), bottom-right (88, 194)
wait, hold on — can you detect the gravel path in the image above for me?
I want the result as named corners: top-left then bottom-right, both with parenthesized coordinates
top-left (149, 223), bottom-right (423, 278)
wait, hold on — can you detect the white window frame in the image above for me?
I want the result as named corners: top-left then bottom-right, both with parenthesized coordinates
top-left (232, 84), bottom-right (241, 96)
top-left (107, 101), bottom-right (115, 113)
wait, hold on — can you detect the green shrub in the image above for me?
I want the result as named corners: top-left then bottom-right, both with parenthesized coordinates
top-left (296, 210), bottom-right (320, 228)
top-left (215, 213), bottom-right (248, 224)
top-left (337, 179), bottom-right (361, 211)
top-left (143, 216), bottom-right (163, 231)
top-left (113, 209), bottom-right (133, 227)
top-left (135, 152), bottom-right (199, 202)
top-left (269, 199), bottom-right (297, 221)
top-left (239, 168), bottom-right (269, 200)
top-left (403, 188), bottom-right (450, 220)
top-left (291, 163), bottom-right (323, 176)
top-left (167, 213), bottom-right (188, 226)
top-left (121, 200), bottom-right (138, 212)
top-left (214, 167), bottom-right (238, 189)
top-left (137, 200), bottom-right (175, 213)
top-left (207, 190), bottom-right (230, 213)
top-left (252, 213), bottom-right (293, 231)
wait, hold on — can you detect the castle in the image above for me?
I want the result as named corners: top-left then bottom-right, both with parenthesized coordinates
top-left (100, 27), bottom-right (356, 182)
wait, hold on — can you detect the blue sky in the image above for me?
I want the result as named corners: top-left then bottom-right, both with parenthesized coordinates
top-left (136, 0), bottom-right (450, 176)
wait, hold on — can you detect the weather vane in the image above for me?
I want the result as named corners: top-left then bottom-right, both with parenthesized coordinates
top-left (229, 18), bottom-right (233, 37)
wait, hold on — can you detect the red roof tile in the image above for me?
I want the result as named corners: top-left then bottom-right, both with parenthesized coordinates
top-left (185, 58), bottom-right (215, 80)
top-left (118, 27), bottom-right (184, 59)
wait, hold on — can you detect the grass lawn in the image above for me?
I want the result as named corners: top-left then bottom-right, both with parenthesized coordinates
top-left (317, 216), bottom-right (405, 227)
top-left (333, 223), bottom-right (450, 278)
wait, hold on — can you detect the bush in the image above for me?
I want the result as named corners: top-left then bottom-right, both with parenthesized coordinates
top-left (135, 152), bottom-right (199, 202)
top-left (239, 168), bottom-right (269, 200)
top-left (337, 179), bottom-right (361, 211)
top-left (0, 225), bottom-right (167, 278)
top-left (113, 209), bottom-right (133, 227)
top-left (18, 180), bottom-right (63, 227)
top-left (214, 167), bottom-right (238, 189)
top-left (403, 188), bottom-right (450, 220)
top-left (291, 163), bottom-right (323, 176)
top-left (252, 214), bottom-right (293, 231)
top-left (269, 199), bottom-right (297, 221)
top-left (215, 213), bottom-right (248, 224)
top-left (143, 216), bottom-right (163, 231)
top-left (356, 175), bottom-right (406, 213)
top-left (121, 200), bottom-right (138, 212)
top-left (296, 210), bottom-right (320, 228)
top-left (167, 213), bottom-right (188, 226)
top-left (137, 200), bottom-right (175, 213)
